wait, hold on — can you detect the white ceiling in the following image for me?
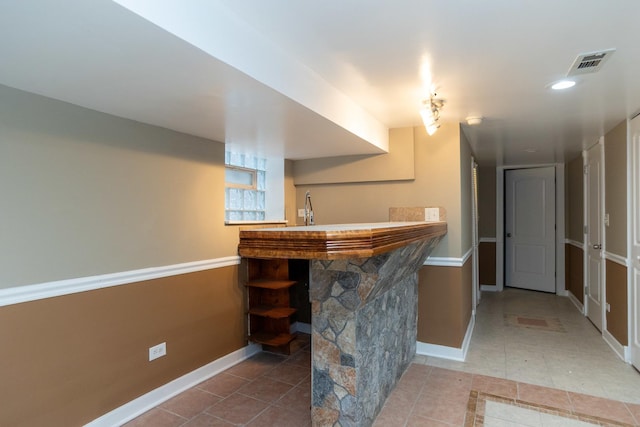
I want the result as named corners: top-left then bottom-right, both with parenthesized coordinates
top-left (2, 1), bottom-right (640, 166)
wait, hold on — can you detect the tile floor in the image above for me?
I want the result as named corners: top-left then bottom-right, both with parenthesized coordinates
top-left (124, 338), bottom-right (313, 427)
top-left (375, 365), bottom-right (640, 426)
top-left (125, 288), bottom-right (640, 426)
top-left (417, 288), bottom-right (640, 404)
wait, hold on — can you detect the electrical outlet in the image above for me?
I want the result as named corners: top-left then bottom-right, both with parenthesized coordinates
top-left (149, 342), bottom-right (166, 361)
top-left (606, 303), bottom-right (611, 312)
top-left (298, 208), bottom-right (305, 218)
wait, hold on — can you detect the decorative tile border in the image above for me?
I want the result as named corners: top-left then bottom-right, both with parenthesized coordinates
top-left (504, 314), bottom-right (566, 333)
top-left (466, 390), bottom-right (636, 427)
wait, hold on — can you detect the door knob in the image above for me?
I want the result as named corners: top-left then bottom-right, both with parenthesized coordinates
top-left (506, 233), bottom-right (512, 237)
top-left (593, 244), bottom-right (602, 250)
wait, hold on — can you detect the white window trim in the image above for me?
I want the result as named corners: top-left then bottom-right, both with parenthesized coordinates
top-left (225, 165), bottom-right (257, 190)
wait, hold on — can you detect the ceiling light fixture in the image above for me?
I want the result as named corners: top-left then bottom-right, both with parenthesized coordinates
top-left (420, 95), bottom-right (444, 136)
top-left (551, 79), bottom-right (576, 90)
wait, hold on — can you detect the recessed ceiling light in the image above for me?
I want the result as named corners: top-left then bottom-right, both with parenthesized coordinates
top-left (551, 80), bottom-right (576, 90)
top-left (524, 148), bottom-right (538, 153)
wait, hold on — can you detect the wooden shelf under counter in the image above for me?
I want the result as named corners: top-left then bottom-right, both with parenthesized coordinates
top-left (248, 306), bottom-right (297, 319)
top-left (248, 332), bottom-right (297, 349)
top-left (245, 259), bottom-right (299, 354)
top-left (245, 279), bottom-right (296, 290)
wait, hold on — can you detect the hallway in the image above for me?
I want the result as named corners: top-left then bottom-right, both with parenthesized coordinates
top-left (417, 288), bottom-right (640, 404)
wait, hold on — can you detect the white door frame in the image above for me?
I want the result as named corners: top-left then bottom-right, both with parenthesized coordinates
top-left (629, 114), bottom-right (640, 365)
top-left (471, 157), bottom-right (480, 310)
top-left (580, 150), bottom-right (588, 316)
top-left (495, 163), bottom-right (566, 294)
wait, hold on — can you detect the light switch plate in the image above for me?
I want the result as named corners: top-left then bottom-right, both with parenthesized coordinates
top-left (425, 208), bottom-right (440, 222)
top-left (298, 209), bottom-right (305, 218)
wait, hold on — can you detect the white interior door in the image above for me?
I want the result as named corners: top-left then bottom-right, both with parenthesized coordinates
top-left (630, 115), bottom-right (640, 369)
top-left (586, 142), bottom-right (604, 331)
top-left (505, 167), bottom-right (556, 292)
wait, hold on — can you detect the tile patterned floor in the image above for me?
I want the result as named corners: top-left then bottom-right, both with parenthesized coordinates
top-left (125, 288), bottom-right (640, 426)
top-left (503, 314), bottom-right (565, 333)
top-left (374, 364), bottom-right (640, 426)
top-left (418, 288), bottom-right (640, 404)
top-left (124, 336), bottom-right (312, 427)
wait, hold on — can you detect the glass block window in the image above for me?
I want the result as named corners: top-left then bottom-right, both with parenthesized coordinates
top-left (225, 152), bottom-right (266, 222)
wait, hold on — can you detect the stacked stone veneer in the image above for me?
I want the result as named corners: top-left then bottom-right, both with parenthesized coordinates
top-left (310, 237), bottom-right (443, 426)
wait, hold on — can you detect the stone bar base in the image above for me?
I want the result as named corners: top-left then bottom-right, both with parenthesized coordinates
top-left (237, 221), bottom-right (447, 426)
top-left (310, 237), bottom-right (443, 426)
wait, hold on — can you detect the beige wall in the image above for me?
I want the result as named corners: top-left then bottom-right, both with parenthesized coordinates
top-left (0, 86), bottom-right (253, 425)
top-left (0, 266), bottom-right (246, 427)
top-left (604, 120), bottom-right (627, 257)
top-left (603, 119), bottom-right (628, 347)
top-left (478, 166), bottom-right (496, 238)
top-left (417, 259), bottom-right (472, 347)
top-left (0, 84), bottom-right (239, 288)
top-left (293, 123), bottom-right (465, 258)
top-left (0, 83), bottom-right (478, 424)
top-left (606, 260), bottom-right (628, 345)
top-left (293, 123), bottom-right (473, 349)
top-left (293, 126), bottom-right (414, 185)
top-left (459, 130), bottom-right (473, 254)
top-left (564, 120), bottom-right (628, 346)
top-left (564, 154), bottom-right (585, 304)
top-left (565, 244), bottom-right (584, 303)
top-left (284, 159), bottom-right (297, 225)
top-left (565, 155), bottom-right (584, 243)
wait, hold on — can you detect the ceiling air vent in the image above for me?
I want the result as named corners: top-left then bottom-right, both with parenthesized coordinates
top-left (567, 48), bottom-right (615, 76)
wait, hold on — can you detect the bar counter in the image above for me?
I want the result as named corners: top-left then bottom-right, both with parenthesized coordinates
top-left (238, 221), bottom-right (447, 426)
top-left (238, 221), bottom-right (447, 260)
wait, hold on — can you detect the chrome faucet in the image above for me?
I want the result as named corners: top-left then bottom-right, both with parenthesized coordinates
top-left (304, 191), bottom-right (314, 226)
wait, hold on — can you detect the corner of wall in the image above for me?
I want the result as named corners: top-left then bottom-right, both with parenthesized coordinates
top-left (417, 257), bottom-right (473, 349)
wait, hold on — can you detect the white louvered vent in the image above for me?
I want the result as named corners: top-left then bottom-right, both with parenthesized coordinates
top-left (567, 49), bottom-right (616, 76)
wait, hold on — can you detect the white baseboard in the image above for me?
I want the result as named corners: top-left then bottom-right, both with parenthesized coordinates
top-left (480, 284), bottom-right (499, 292)
top-left (479, 237), bottom-right (497, 243)
top-left (567, 291), bottom-right (584, 314)
top-left (603, 329), bottom-right (627, 362)
top-left (85, 343), bottom-right (261, 427)
top-left (565, 239), bottom-right (584, 249)
top-left (425, 247), bottom-right (472, 267)
top-left (416, 315), bottom-right (475, 362)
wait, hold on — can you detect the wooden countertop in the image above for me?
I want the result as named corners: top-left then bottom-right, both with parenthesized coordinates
top-left (238, 221), bottom-right (447, 259)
